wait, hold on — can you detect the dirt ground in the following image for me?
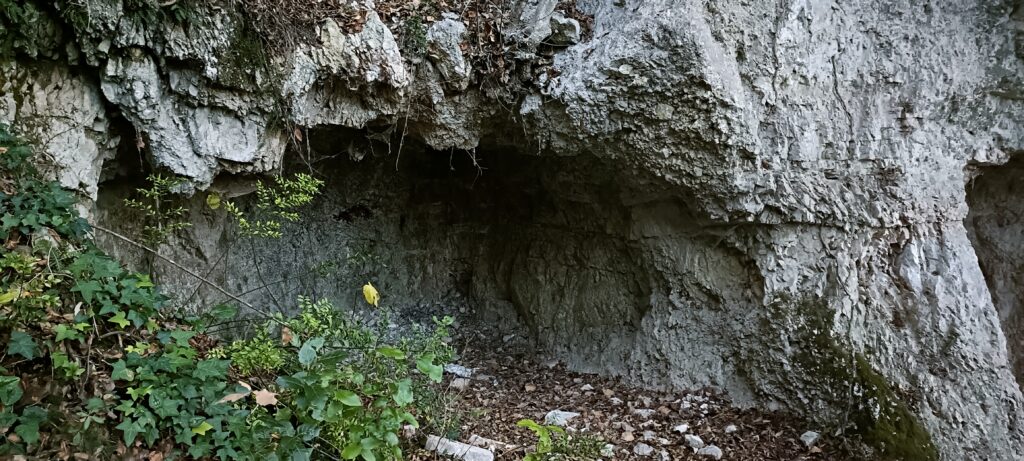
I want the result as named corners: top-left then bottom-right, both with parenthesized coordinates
top-left (411, 331), bottom-right (856, 461)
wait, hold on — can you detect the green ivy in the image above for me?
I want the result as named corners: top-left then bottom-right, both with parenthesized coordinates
top-left (0, 125), bottom-right (457, 459)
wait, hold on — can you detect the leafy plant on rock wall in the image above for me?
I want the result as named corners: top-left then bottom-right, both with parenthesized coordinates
top-left (224, 173), bottom-right (324, 239)
top-left (123, 173), bottom-right (192, 249)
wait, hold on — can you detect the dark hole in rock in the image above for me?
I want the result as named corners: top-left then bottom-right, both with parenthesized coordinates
top-left (94, 133), bottom-right (711, 374)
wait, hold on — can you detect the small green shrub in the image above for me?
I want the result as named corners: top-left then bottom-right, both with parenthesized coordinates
top-left (518, 419), bottom-right (604, 461)
top-left (123, 173), bottom-right (192, 248)
top-left (225, 173), bottom-right (324, 238)
top-left (220, 332), bottom-right (286, 375)
top-left (401, 15), bottom-right (427, 57)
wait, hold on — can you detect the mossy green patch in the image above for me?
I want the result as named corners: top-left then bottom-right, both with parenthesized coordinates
top-left (850, 355), bottom-right (938, 461)
top-left (216, 18), bottom-right (271, 90)
top-left (758, 296), bottom-right (937, 461)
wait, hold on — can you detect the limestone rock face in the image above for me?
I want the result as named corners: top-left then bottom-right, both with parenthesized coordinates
top-left (5, 0), bottom-right (1024, 459)
top-left (1, 61), bottom-right (115, 199)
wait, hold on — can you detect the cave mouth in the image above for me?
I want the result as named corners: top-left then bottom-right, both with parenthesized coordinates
top-left (965, 154), bottom-right (1024, 388)
top-left (95, 131), bottom-right (683, 367)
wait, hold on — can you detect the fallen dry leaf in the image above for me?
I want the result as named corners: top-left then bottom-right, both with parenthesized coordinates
top-left (218, 381), bottom-right (252, 403)
top-left (254, 389), bottom-right (278, 406)
top-left (281, 326), bottom-right (294, 345)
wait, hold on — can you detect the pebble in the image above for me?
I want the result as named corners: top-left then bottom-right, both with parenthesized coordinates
top-left (467, 434), bottom-right (511, 452)
top-left (696, 445), bottom-right (723, 460)
top-left (633, 443), bottom-right (655, 456)
top-left (672, 424), bottom-right (689, 434)
top-left (633, 408), bottom-right (656, 419)
top-left (426, 435), bottom-right (494, 461)
top-left (801, 431), bottom-right (820, 447)
top-left (444, 364), bottom-right (474, 378)
top-left (622, 431), bottom-right (636, 442)
top-left (450, 378), bottom-right (471, 391)
top-left (544, 410), bottom-right (580, 427)
top-left (581, 384), bottom-right (594, 391)
top-left (613, 421), bottom-right (635, 432)
top-left (658, 450), bottom-right (671, 461)
top-left (610, 397), bottom-right (624, 405)
top-left (601, 444), bottom-right (615, 457)
top-left (642, 430), bottom-right (656, 441)
top-left (724, 424), bottom-right (738, 434)
top-left (684, 434), bottom-right (705, 450)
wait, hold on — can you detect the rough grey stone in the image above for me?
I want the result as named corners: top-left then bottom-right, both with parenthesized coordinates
top-left (800, 431), bottom-right (820, 448)
top-left (696, 445), bottom-right (723, 460)
top-left (543, 410), bottom-right (580, 427)
top-left (445, 364), bottom-right (475, 378)
top-left (426, 13), bottom-right (471, 90)
top-left (632, 442), bottom-right (654, 457)
top-left (684, 434), bottom-right (704, 450)
top-left (548, 12), bottom-right (581, 45)
top-left (425, 435), bottom-right (494, 461)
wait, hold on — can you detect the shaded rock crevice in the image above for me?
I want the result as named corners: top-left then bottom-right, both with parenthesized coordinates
top-left (966, 153), bottom-right (1024, 389)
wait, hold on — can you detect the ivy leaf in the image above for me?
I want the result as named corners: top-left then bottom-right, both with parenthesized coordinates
top-left (376, 347), bottom-right (406, 360)
top-left (341, 443), bottom-right (362, 460)
top-left (191, 421), bottom-right (214, 436)
top-left (416, 353), bottom-right (443, 383)
top-left (297, 337), bottom-right (325, 367)
top-left (54, 324), bottom-right (81, 342)
top-left (0, 376), bottom-right (23, 406)
top-left (193, 360), bottom-right (229, 381)
top-left (135, 275), bottom-right (155, 288)
top-left (108, 311), bottom-right (130, 329)
top-left (127, 385), bottom-right (152, 401)
top-left (116, 418), bottom-right (141, 445)
top-left (71, 279), bottom-right (103, 303)
top-left (393, 378), bottom-right (413, 406)
top-left (7, 330), bottom-right (37, 359)
top-left (334, 390), bottom-right (362, 407)
top-left (15, 406), bottom-right (47, 446)
top-left (111, 360), bottom-right (136, 381)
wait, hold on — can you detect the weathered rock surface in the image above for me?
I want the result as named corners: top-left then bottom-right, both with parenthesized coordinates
top-left (4, 0), bottom-right (1024, 459)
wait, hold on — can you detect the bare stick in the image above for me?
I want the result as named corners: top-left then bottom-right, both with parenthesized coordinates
top-left (91, 223), bottom-right (277, 320)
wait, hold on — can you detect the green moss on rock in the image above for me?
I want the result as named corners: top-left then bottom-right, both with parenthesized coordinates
top-left (760, 296), bottom-right (937, 461)
top-left (851, 355), bottom-right (938, 461)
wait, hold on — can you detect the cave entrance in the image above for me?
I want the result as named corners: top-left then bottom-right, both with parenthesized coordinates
top-left (96, 131), bottom-right (663, 368)
top-left (966, 154), bottom-right (1024, 388)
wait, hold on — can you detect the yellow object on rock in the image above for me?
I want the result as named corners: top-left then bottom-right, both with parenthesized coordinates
top-left (362, 282), bottom-right (380, 307)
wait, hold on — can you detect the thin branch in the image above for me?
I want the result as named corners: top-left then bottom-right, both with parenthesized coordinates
top-left (91, 223), bottom-right (279, 322)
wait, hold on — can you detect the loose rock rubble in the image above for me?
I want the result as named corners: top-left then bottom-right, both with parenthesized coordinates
top-left (800, 431), bottom-right (821, 448)
top-left (407, 340), bottom-right (853, 460)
